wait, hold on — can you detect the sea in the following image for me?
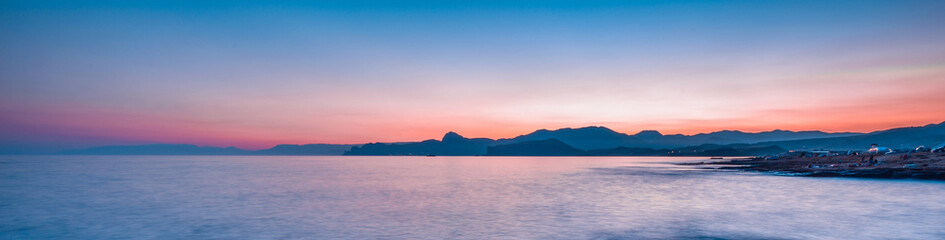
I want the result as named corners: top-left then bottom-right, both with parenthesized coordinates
top-left (1, 156), bottom-right (944, 240)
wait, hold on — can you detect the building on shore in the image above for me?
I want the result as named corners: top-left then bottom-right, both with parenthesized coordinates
top-left (933, 143), bottom-right (945, 153)
top-left (868, 143), bottom-right (890, 153)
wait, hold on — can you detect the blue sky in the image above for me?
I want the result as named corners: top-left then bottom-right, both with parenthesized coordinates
top-left (2, 0), bottom-right (945, 152)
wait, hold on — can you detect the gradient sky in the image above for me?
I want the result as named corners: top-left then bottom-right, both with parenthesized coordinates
top-left (2, 0), bottom-right (945, 152)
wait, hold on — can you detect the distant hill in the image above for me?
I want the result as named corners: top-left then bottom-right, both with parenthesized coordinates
top-left (486, 139), bottom-right (586, 156)
top-left (344, 126), bottom-right (862, 156)
top-left (485, 139), bottom-right (786, 156)
top-left (52, 121), bottom-right (944, 156)
top-left (503, 127), bottom-right (646, 150)
top-left (752, 121), bottom-right (945, 151)
top-left (60, 144), bottom-right (251, 155)
top-left (253, 144), bottom-right (360, 155)
top-left (344, 132), bottom-right (495, 156)
top-left (650, 129), bottom-right (861, 147)
top-left (60, 143), bottom-right (360, 155)
top-left (496, 126), bottom-right (858, 150)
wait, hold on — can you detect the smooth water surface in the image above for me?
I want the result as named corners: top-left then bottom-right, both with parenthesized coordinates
top-left (2, 156), bottom-right (944, 239)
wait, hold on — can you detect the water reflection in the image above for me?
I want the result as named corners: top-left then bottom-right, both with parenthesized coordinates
top-left (1, 156), bottom-right (943, 239)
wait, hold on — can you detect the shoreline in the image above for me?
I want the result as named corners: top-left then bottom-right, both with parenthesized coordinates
top-left (684, 152), bottom-right (945, 180)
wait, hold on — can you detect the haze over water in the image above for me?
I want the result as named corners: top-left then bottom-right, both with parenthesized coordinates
top-left (2, 156), bottom-right (943, 239)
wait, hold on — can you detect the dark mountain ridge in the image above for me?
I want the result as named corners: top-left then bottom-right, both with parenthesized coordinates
top-left (497, 126), bottom-right (859, 150)
top-left (51, 121), bottom-right (944, 156)
top-left (748, 121), bottom-right (945, 151)
top-left (345, 132), bottom-right (493, 156)
top-left (485, 139), bottom-right (787, 157)
top-left (252, 144), bottom-right (361, 155)
top-left (486, 139), bottom-right (586, 156)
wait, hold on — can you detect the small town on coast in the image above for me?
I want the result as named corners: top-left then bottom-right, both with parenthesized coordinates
top-left (691, 143), bottom-right (945, 180)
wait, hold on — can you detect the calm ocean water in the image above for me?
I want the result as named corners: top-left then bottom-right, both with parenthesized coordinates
top-left (1, 156), bottom-right (944, 239)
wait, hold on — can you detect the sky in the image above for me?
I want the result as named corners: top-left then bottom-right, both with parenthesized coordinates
top-left (2, 0), bottom-right (945, 152)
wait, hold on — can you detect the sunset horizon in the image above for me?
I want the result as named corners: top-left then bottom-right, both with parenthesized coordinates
top-left (3, 1), bottom-right (945, 152)
top-left (4, 1), bottom-right (945, 239)
top-left (21, 120), bottom-right (945, 151)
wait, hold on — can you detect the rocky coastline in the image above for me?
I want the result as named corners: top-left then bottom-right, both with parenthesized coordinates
top-left (685, 152), bottom-right (945, 180)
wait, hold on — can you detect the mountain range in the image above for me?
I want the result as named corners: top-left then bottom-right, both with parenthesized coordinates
top-left (742, 121), bottom-right (945, 151)
top-left (345, 129), bottom-right (794, 156)
top-left (343, 126), bottom-right (859, 156)
top-left (49, 121), bottom-right (945, 156)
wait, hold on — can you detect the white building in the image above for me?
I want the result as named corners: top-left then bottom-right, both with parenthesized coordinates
top-left (867, 143), bottom-right (889, 153)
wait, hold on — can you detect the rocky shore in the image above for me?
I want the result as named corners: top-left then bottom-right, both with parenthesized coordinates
top-left (684, 152), bottom-right (945, 180)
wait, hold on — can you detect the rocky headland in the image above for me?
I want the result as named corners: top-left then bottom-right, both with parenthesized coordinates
top-left (685, 152), bottom-right (945, 180)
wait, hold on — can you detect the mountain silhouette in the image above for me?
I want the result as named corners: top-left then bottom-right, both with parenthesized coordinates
top-left (485, 140), bottom-right (787, 156)
top-left (678, 129), bottom-right (861, 146)
top-left (253, 144), bottom-right (360, 155)
top-left (50, 121), bottom-right (944, 156)
top-left (486, 139), bottom-right (586, 156)
top-left (504, 126), bottom-right (646, 150)
top-left (501, 126), bottom-right (857, 150)
top-left (344, 132), bottom-right (494, 156)
top-left (748, 121), bottom-right (945, 150)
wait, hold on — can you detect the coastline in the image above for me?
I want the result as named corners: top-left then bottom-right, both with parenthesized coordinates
top-left (684, 152), bottom-right (945, 180)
